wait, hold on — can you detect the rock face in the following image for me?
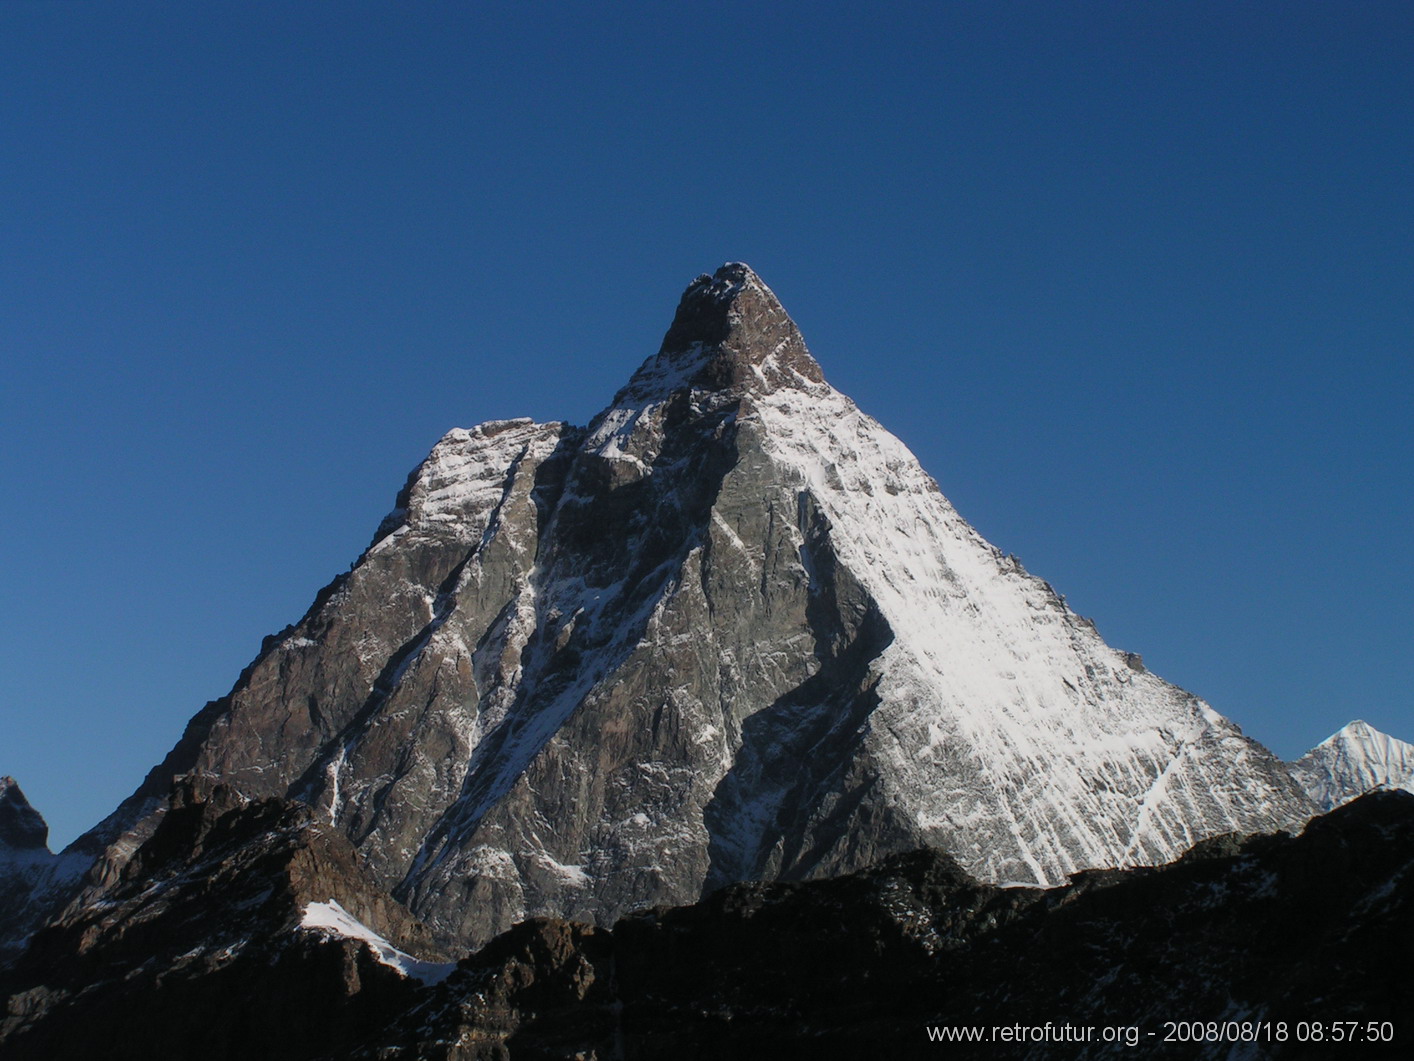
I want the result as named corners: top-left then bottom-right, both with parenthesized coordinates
top-left (1292, 720), bottom-right (1414, 811)
top-left (0, 780), bottom-right (85, 965)
top-left (70, 263), bottom-right (1314, 953)
top-left (0, 779), bottom-right (53, 956)
top-left (0, 778), bottom-right (447, 1060)
top-left (0, 780), bottom-right (48, 853)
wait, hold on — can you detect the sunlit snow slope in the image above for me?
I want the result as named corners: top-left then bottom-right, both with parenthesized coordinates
top-left (1292, 720), bottom-right (1414, 811)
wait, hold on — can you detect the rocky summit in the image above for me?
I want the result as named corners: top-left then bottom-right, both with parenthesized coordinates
top-left (0, 780), bottom-right (86, 965)
top-left (0, 780), bottom-right (48, 856)
top-left (53, 263), bottom-right (1317, 956)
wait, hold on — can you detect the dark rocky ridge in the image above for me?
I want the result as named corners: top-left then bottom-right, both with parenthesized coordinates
top-left (1, 776), bottom-right (444, 1060)
top-left (305, 791), bottom-right (1414, 1059)
top-left (3, 788), bottom-right (1408, 1059)
top-left (0, 780), bottom-right (47, 852)
top-left (0, 780), bottom-right (81, 968)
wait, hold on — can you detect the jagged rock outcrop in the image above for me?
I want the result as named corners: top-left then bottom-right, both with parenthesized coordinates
top-left (1291, 719), bottom-right (1414, 811)
top-left (0, 780), bottom-right (85, 965)
top-left (60, 263), bottom-right (1315, 954)
top-left (0, 778), bottom-right (449, 1060)
top-left (0, 780), bottom-right (48, 854)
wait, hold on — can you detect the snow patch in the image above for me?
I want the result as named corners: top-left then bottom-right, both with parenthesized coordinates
top-left (300, 900), bottom-right (455, 984)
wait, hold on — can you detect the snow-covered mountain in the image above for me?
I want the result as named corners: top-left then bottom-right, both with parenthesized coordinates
top-left (1291, 719), bottom-right (1414, 811)
top-left (66, 263), bottom-right (1314, 952)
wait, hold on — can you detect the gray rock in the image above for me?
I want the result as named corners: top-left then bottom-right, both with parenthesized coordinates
top-left (0, 777), bottom-right (444, 1060)
top-left (0, 779), bottom-right (86, 965)
top-left (0, 779), bottom-right (48, 852)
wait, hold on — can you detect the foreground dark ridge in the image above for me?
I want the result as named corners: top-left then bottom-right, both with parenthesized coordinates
top-left (2, 784), bottom-right (1408, 1060)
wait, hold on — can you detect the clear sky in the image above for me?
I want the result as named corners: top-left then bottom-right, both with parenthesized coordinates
top-left (2, 1), bottom-right (1410, 848)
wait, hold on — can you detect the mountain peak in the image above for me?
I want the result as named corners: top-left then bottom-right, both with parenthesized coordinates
top-left (64, 264), bottom-right (1315, 956)
top-left (1324, 719), bottom-right (1401, 750)
top-left (0, 777), bottom-right (50, 852)
top-left (1292, 719), bottom-right (1414, 810)
top-left (619, 263), bottom-right (824, 403)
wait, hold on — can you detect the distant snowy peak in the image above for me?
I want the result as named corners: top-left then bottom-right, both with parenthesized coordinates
top-left (1292, 720), bottom-right (1414, 811)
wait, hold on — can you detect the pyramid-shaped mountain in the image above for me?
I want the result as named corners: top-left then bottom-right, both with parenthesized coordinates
top-left (81, 264), bottom-right (1315, 951)
top-left (1292, 720), bottom-right (1414, 810)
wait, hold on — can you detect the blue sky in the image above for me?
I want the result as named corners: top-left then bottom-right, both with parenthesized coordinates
top-left (2, 2), bottom-right (1410, 847)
